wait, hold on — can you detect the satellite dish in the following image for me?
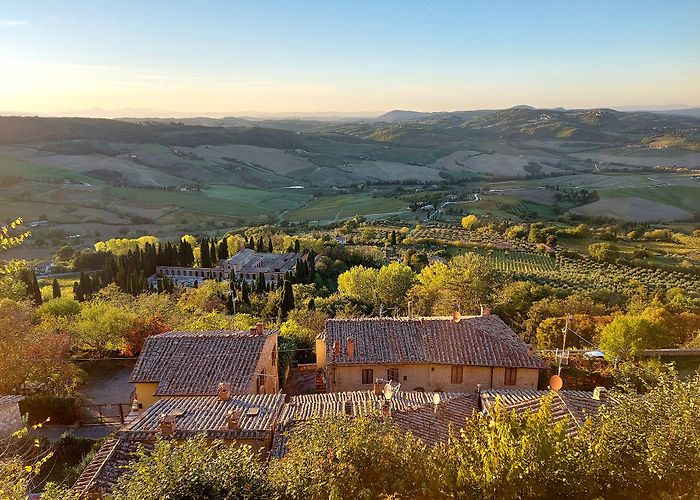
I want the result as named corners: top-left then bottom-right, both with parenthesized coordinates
top-left (549, 375), bottom-right (563, 391)
top-left (383, 383), bottom-right (394, 401)
top-left (432, 393), bottom-right (441, 406)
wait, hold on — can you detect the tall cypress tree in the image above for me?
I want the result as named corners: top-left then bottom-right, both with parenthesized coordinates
top-left (256, 272), bottom-right (266, 294)
top-left (52, 278), bottom-right (61, 299)
top-left (200, 238), bottom-right (211, 268)
top-left (73, 281), bottom-right (84, 302)
top-left (280, 280), bottom-right (295, 319)
top-left (255, 236), bottom-right (265, 253)
top-left (218, 239), bottom-right (229, 260)
top-left (241, 280), bottom-right (250, 304)
top-left (391, 229), bottom-right (397, 246)
top-left (210, 243), bottom-right (218, 267)
top-left (267, 237), bottom-right (273, 253)
top-left (294, 239), bottom-right (300, 253)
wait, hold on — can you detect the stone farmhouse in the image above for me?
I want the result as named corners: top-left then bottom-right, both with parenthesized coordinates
top-left (130, 324), bottom-right (279, 409)
top-left (316, 311), bottom-right (547, 393)
top-left (149, 248), bottom-right (303, 288)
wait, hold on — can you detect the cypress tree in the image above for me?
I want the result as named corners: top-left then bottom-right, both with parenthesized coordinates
top-left (241, 280), bottom-right (250, 304)
top-left (210, 243), bottom-right (218, 267)
top-left (294, 239), bottom-right (300, 253)
top-left (256, 272), bottom-right (266, 294)
top-left (31, 271), bottom-right (42, 305)
top-left (267, 237), bottom-right (273, 253)
top-left (307, 297), bottom-right (316, 311)
top-left (280, 280), bottom-right (295, 319)
top-left (200, 238), bottom-right (211, 268)
top-left (52, 278), bottom-right (61, 299)
top-left (73, 281), bottom-right (84, 302)
top-left (255, 236), bottom-right (264, 253)
top-left (226, 293), bottom-right (235, 315)
top-left (218, 239), bottom-right (229, 260)
top-left (391, 229), bottom-right (397, 246)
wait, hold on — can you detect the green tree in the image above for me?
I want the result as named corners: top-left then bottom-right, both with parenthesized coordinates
top-left (52, 279), bottom-right (61, 299)
top-left (599, 311), bottom-right (670, 361)
top-left (588, 242), bottom-right (619, 263)
top-left (268, 414), bottom-right (431, 499)
top-left (280, 280), bottom-right (295, 319)
top-left (111, 436), bottom-right (271, 500)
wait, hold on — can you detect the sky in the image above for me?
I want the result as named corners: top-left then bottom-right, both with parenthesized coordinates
top-left (1, 0), bottom-right (699, 117)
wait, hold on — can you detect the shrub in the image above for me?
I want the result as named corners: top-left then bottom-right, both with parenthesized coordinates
top-left (19, 395), bottom-right (78, 425)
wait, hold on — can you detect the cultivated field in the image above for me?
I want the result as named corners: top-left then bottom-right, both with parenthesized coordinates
top-left (570, 197), bottom-right (693, 222)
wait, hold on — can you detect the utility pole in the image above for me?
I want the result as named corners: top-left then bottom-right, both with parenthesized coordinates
top-left (558, 314), bottom-right (570, 376)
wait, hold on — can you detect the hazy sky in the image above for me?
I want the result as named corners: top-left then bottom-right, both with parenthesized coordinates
top-left (1, 0), bottom-right (699, 116)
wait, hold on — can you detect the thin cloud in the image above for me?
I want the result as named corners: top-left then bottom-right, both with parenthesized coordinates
top-left (423, 4), bottom-right (440, 14)
top-left (0, 20), bottom-right (28, 26)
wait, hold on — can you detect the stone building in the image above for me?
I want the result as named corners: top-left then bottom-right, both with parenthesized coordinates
top-left (130, 324), bottom-right (279, 410)
top-left (316, 312), bottom-right (547, 393)
top-left (0, 395), bottom-right (24, 437)
top-left (73, 390), bottom-right (284, 497)
top-left (149, 249), bottom-right (303, 288)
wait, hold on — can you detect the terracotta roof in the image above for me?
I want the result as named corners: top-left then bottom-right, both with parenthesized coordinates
top-left (480, 389), bottom-right (604, 435)
top-left (322, 315), bottom-right (546, 369)
top-left (0, 395), bottom-right (24, 405)
top-left (272, 390), bottom-right (479, 457)
top-left (118, 394), bottom-right (285, 442)
top-left (72, 438), bottom-right (147, 496)
top-left (130, 330), bottom-right (275, 396)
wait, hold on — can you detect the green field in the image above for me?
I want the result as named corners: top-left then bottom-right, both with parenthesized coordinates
top-left (283, 194), bottom-right (408, 222)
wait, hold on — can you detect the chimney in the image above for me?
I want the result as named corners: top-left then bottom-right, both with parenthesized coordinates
top-left (382, 400), bottom-right (391, 418)
top-left (407, 301), bottom-right (413, 319)
top-left (452, 310), bottom-right (462, 323)
top-left (373, 381), bottom-right (383, 396)
top-left (256, 322), bottom-right (265, 335)
top-left (249, 326), bottom-right (257, 335)
top-left (346, 337), bottom-right (355, 358)
top-left (333, 340), bottom-right (341, 358)
top-left (218, 382), bottom-right (232, 401)
top-left (593, 386), bottom-right (608, 401)
top-left (160, 414), bottom-right (176, 437)
top-left (480, 304), bottom-right (491, 317)
top-left (226, 410), bottom-right (242, 430)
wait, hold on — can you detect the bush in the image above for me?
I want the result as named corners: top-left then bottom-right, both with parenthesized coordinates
top-left (19, 395), bottom-right (78, 425)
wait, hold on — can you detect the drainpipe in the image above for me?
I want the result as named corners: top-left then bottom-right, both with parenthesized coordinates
top-left (490, 367), bottom-right (494, 389)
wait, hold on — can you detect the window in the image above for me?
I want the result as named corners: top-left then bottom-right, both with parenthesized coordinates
top-left (504, 368), bottom-right (517, 386)
top-left (257, 370), bottom-right (266, 393)
top-left (451, 365), bottom-right (463, 384)
top-left (361, 369), bottom-right (373, 385)
top-left (387, 368), bottom-right (399, 383)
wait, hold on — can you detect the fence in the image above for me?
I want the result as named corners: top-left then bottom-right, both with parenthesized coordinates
top-left (77, 403), bottom-right (130, 426)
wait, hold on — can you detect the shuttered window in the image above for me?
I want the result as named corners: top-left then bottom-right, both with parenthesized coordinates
top-left (387, 368), bottom-right (399, 383)
top-left (504, 368), bottom-right (517, 386)
top-left (451, 365), bottom-right (463, 384)
top-left (361, 369), bottom-right (373, 384)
